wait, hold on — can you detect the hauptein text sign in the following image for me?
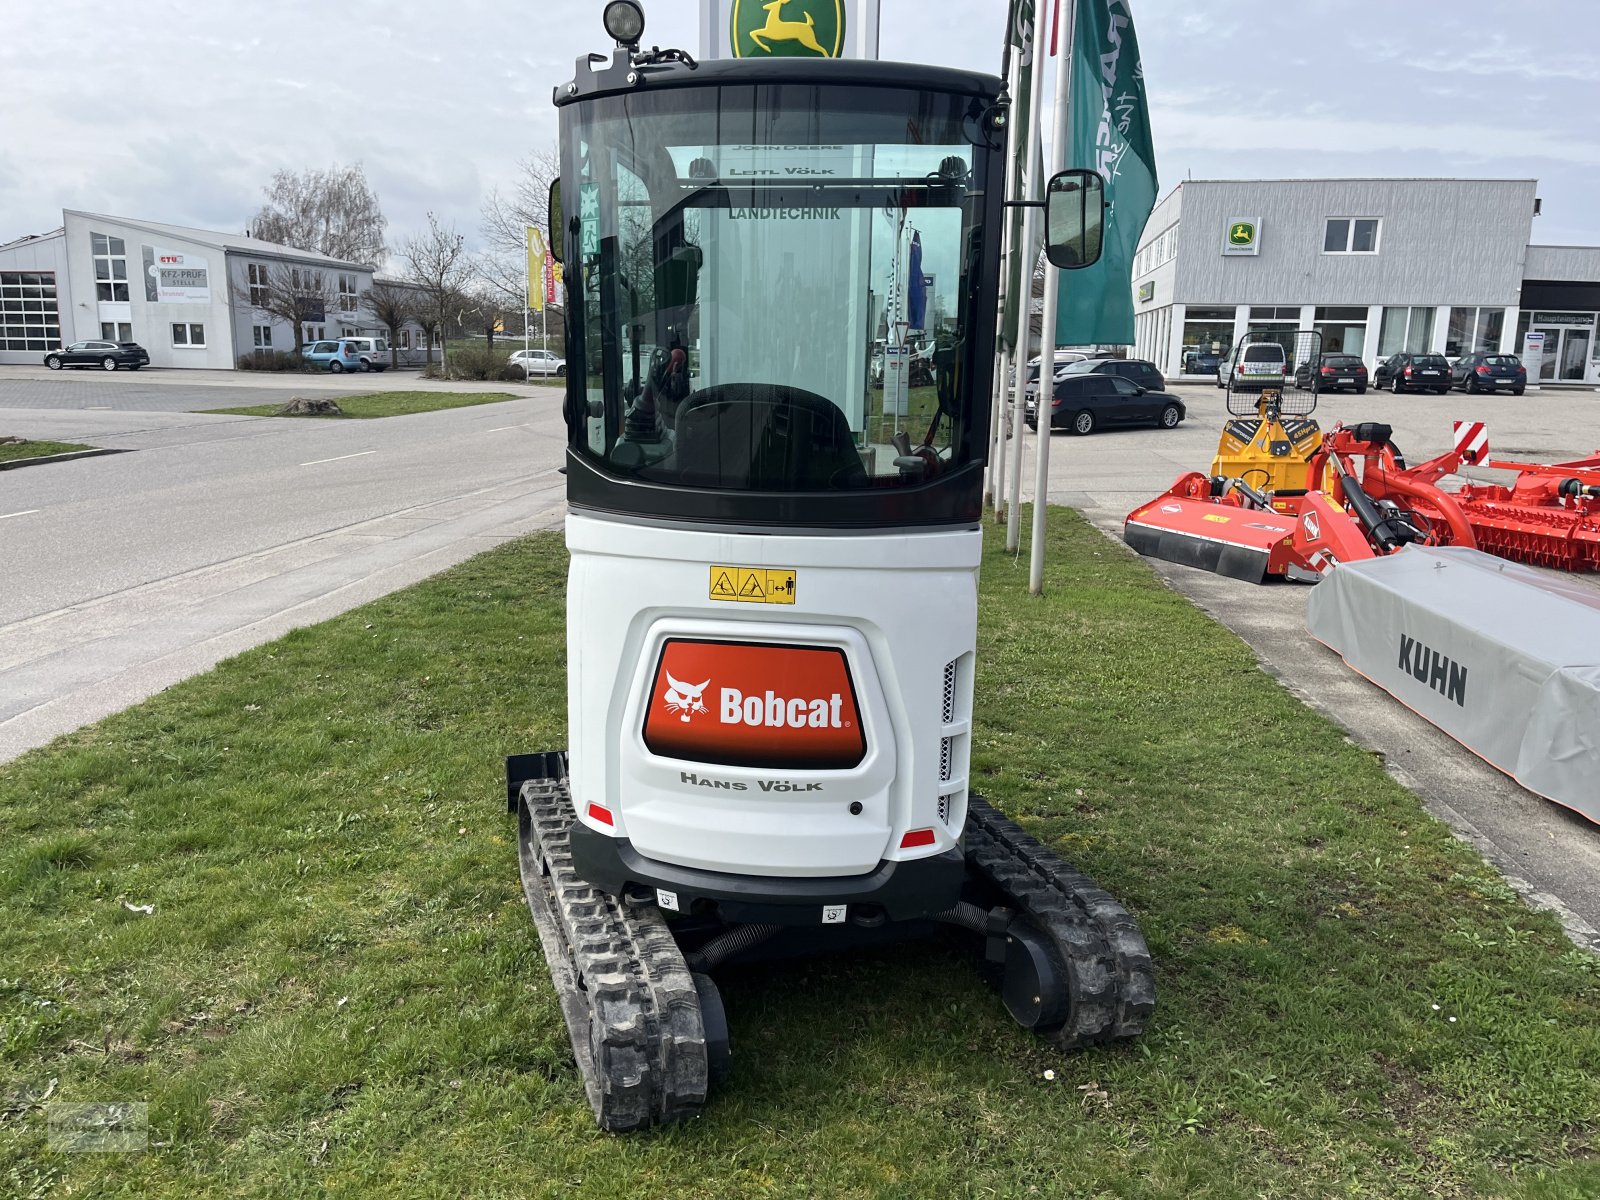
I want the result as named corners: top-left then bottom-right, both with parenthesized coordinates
top-left (700, 0), bottom-right (879, 60)
top-left (1222, 218), bottom-right (1260, 256)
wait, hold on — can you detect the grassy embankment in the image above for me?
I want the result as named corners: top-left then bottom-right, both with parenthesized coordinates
top-left (205, 392), bottom-right (519, 419)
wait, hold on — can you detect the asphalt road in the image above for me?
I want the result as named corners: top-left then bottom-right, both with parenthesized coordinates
top-left (1008, 378), bottom-right (1600, 945)
top-left (0, 369), bottom-right (567, 761)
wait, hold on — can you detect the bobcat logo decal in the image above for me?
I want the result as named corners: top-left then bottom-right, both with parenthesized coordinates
top-left (663, 673), bottom-right (710, 722)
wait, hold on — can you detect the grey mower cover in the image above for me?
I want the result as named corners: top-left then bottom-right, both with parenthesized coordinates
top-left (1306, 546), bottom-right (1600, 825)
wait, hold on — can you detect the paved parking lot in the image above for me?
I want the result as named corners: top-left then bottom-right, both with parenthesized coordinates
top-left (1006, 379), bottom-right (1600, 943)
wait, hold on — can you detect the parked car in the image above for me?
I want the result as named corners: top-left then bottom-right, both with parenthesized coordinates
top-left (510, 348), bottom-right (568, 378)
top-left (44, 340), bottom-right (149, 371)
top-left (1183, 347), bottom-right (1225, 376)
top-left (1058, 356), bottom-right (1167, 391)
top-left (1221, 342), bottom-right (1287, 392)
top-left (1451, 352), bottom-right (1527, 395)
top-left (340, 337), bottom-right (390, 372)
top-left (1294, 353), bottom-right (1369, 394)
top-left (1022, 352), bottom-right (1093, 406)
top-left (1374, 352), bottom-right (1452, 394)
top-left (300, 339), bottom-right (367, 373)
top-left (1026, 373), bottom-right (1185, 435)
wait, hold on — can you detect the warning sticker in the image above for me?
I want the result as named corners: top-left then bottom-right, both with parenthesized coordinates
top-left (709, 565), bottom-right (797, 605)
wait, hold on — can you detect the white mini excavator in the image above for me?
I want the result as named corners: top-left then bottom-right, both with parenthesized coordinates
top-left (505, 0), bottom-right (1154, 1130)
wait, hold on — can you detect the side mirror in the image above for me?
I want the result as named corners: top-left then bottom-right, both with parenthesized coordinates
top-left (1135, 385), bottom-right (1147, 395)
top-left (1044, 170), bottom-right (1105, 269)
top-left (547, 179), bottom-right (563, 264)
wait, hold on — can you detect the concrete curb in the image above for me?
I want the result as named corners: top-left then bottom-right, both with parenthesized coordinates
top-left (0, 447), bottom-right (129, 471)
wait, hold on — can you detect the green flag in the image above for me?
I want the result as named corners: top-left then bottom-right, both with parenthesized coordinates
top-left (999, 0), bottom-right (1040, 355)
top-left (1055, 0), bottom-right (1157, 347)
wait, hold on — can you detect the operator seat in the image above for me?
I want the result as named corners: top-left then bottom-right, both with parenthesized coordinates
top-left (670, 383), bottom-right (868, 491)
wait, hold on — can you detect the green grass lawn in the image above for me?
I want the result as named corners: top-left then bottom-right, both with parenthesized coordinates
top-left (3, 509), bottom-right (1598, 1198)
top-left (205, 392), bottom-right (518, 419)
top-left (0, 439), bottom-right (92, 463)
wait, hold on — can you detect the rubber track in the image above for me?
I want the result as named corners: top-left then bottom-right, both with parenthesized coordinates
top-left (964, 796), bottom-right (1156, 1047)
top-left (517, 779), bottom-right (712, 1131)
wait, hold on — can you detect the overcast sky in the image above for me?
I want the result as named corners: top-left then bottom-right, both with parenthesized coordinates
top-left (3, 0), bottom-right (1597, 264)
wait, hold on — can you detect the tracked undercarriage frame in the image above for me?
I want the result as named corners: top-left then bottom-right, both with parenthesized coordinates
top-left (514, 767), bottom-right (1154, 1131)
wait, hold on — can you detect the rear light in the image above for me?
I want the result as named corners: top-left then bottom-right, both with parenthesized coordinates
top-left (1404, 366), bottom-right (1413, 376)
top-left (586, 803), bottom-right (614, 826)
top-left (1321, 366), bottom-right (1334, 375)
top-left (1477, 365), bottom-right (1491, 374)
top-left (900, 828), bottom-right (937, 849)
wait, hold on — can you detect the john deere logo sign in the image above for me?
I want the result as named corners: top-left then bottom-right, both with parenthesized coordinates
top-left (731, 0), bottom-right (844, 57)
top-left (1222, 217), bottom-right (1261, 256)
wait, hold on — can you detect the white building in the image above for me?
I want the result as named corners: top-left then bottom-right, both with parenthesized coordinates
top-left (1129, 178), bottom-right (1600, 386)
top-left (0, 209), bottom-right (427, 368)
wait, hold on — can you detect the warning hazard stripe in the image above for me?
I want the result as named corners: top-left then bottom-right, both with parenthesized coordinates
top-left (1453, 420), bottom-right (1488, 463)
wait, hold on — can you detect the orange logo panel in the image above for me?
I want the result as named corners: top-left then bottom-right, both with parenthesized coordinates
top-left (643, 639), bottom-right (866, 769)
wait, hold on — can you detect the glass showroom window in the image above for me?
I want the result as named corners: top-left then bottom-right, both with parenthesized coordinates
top-left (0, 271), bottom-right (61, 351)
top-left (1181, 306), bottom-right (1235, 372)
top-left (1377, 306), bottom-right (1434, 356)
top-left (171, 323), bottom-right (206, 347)
top-left (253, 325), bottom-right (273, 348)
top-left (92, 232), bottom-right (130, 301)
top-left (1246, 306), bottom-right (1304, 370)
top-left (100, 321), bottom-right (133, 341)
top-left (1444, 307), bottom-right (1505, 357)
top-left (248, 263), bottom-right (270, 307)
top-left (1314, 306), bottom-right (1368, 356)
top-left (1324, 218), bottom-right (1380, 254)
top-left (338, 272), bottom-right (358, 312)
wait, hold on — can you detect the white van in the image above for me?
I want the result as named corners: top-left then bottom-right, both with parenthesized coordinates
top-left (341, 337), bottom-right (390, 372)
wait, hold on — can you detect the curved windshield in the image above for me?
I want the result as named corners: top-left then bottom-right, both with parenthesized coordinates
top-left (562, 84), bottom-right (993, 494)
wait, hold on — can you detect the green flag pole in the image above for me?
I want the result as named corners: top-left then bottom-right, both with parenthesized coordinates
top-left (1030, 0), bottom-right (1073, 594)
top-left (1006, 0), bottom-right (1045, 555)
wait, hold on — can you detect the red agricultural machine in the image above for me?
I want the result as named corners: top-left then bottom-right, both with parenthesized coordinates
top-left (1125, 421), bottom-right (1478, 583)
top-left (1127, 330), bottom-right (1600, 583)
top-left (1402, 426), bottom-right (1600, 572)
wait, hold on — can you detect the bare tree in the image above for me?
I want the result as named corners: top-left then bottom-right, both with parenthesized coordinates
top-left (400, 213), bottom-right (472, 366)
top-left (235, 262), bottom-right (349, 354)
top-left (480, 148), bottom-right (560, 259)
top-left (362, 279), bottom-right (419, 369)
top-left (252, 164), bottom-right (388, 267)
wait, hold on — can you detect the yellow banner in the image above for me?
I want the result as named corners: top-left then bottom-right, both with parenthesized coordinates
top-left (527, 226), bottom-right (546, 314)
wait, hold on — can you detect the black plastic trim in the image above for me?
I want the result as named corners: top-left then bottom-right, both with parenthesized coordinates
top-left (570, 820), bottom-right (966, 925)
top-left (558, 55), bottom-right (1001, 107)
top-left (566, 448), bottom-right (987, 529)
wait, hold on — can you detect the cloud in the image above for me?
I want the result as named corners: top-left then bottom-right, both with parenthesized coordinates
top-left (1, 0), bottom-right (1597, 253)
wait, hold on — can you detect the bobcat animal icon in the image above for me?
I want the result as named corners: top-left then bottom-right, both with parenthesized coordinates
top-left (750, 0), bottom-right (829, 55)
top-left (663, 673), bottom-right (711, 722)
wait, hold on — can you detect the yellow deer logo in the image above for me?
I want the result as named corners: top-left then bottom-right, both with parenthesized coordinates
top-left (749, 0), bottom-right (829, 55)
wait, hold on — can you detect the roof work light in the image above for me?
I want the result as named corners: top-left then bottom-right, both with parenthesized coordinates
top-left (603, 0), bottom-right (645, 48)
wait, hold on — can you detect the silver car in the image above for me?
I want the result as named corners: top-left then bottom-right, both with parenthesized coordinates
top-left (510, 348), bottom-right (567, 378)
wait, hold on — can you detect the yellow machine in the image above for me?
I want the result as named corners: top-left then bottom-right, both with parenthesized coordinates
top-left (1209, 333), bottom-right (1323, 493)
